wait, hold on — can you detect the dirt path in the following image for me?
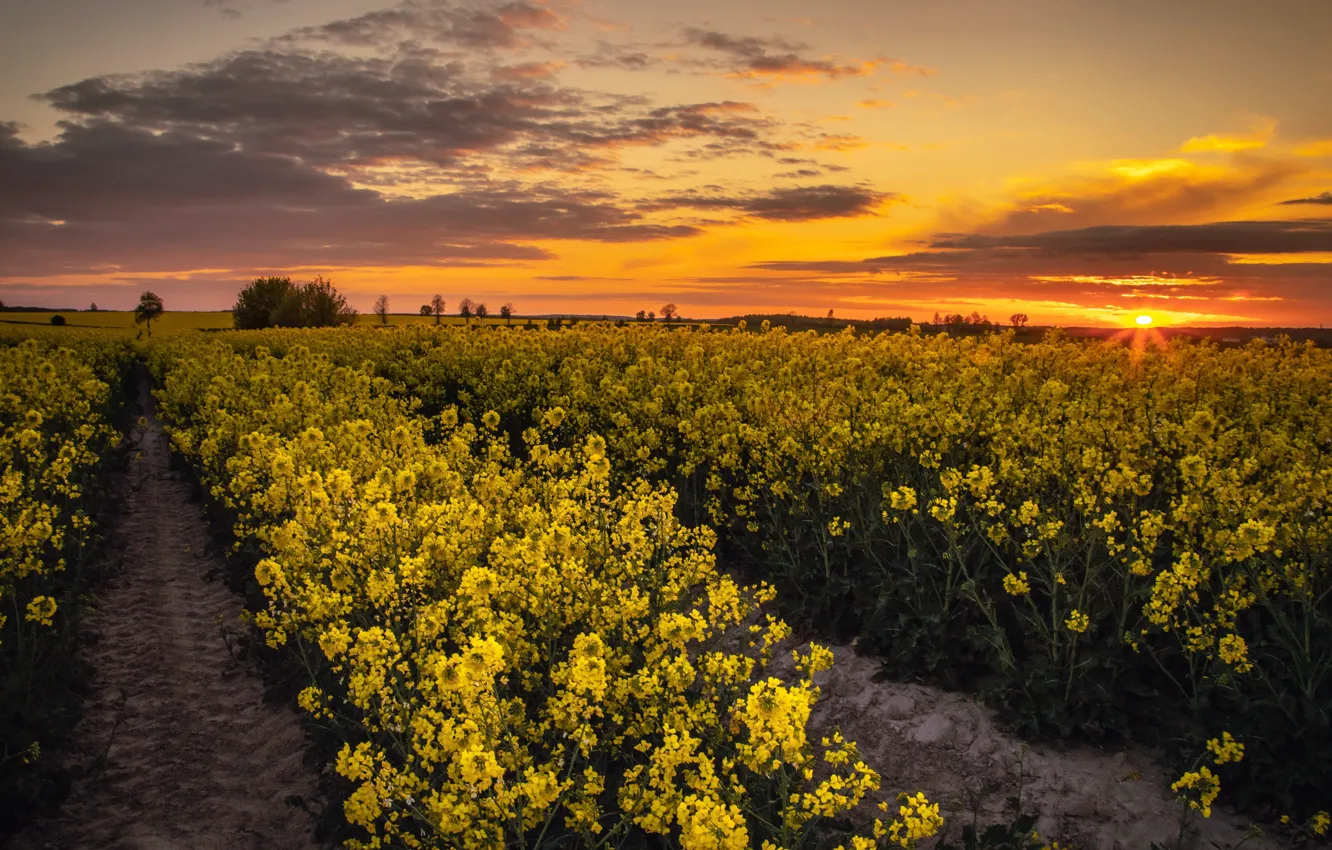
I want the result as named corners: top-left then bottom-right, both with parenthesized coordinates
top-left (12, 377), bottom-right (324, 850)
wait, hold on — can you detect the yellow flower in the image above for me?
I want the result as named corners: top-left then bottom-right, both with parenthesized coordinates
top-left (1171, 767), bottom-right (1221, 818)
top-left (25, 595), bottom-right (57, 627)
top-left (1206, 731), bottom-right (1244, 765)
top-left (1003, 571), bottom-right (1030, 596)
top-left (1064, 609), bottom-right (1090, 634)
top-left (1311, 811), bottom-right (1330, 836)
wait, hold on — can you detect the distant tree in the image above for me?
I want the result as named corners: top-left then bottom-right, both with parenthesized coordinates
top-left (500, 303), bottom-right (513, 325)
top-left (0, 299), bottom-right (6, 310)
top-left (458, 298), bottom-right (474, 324)
top-left (234, 276), bottom-right (295, 329)
top-left (661, 303), bottom-right (678, 322)
top-left (827, 308), bottom-right (835, 323)
top-left (475, 303), bottom-right (488, 320)
top-left (648, 310), bottom-right (656, 321)
top-left (89, 302), bottom-right (98, 312)
top-left (636, 309), bottom-right (647, 322)
top-left (431, 294), bottom-right (447, 325)
top-left (1010, 312), bottom-right (1029, 329)
top-left (237, 275), bottom-right (355, 329)
top-left (374, 295), bottom-right (390, 325)
top-left (298, 276), bottom-right (358, 327)
top-left (419, 304), bottom-right (432, 316)
top-left (50, 314), bottom-right (66, 326)
top-left (134, 291), bottom-right (164, 335)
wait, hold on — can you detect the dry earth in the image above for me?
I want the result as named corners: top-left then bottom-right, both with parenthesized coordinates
top-left (10, 378), bottom-right (324, 850)
top-left (770, 641), bottom-right (1278, 850)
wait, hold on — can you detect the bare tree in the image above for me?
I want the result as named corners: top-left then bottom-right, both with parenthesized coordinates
top-left (1010, 312), bottom-right (1029, 329)
top-left (373, 294), bottom-right (390, 325)
top-left (431, 294), bottom-right (447, 325)
top-left (458, 297), bottom-right (474, 324)
top-left (500, 303), bottom-right (513, 325)
top-left (648, 310), bottom-right (656, 321)
top-left (660, 303), bottom-right (678, 322)
top-left (475, 303), bottom-right (488, 320)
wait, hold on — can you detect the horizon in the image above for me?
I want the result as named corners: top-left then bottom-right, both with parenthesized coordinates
top-left (2, 0), bottom-right (1330, 327)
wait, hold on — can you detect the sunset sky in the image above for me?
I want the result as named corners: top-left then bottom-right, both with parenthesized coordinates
top-left (2, 0), bottom-right (1331, 325)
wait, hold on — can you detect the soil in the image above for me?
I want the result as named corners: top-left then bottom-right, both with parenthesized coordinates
top-left (9, 377), bottom-right (324, 850)
top-left (770, 640), bottom-right (1279, 850)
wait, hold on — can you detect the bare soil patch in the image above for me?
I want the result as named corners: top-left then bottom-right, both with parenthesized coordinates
top-left (9, 378), bottom-right (324, 850)
top-left (772, 641), bottom-right (1276, 850)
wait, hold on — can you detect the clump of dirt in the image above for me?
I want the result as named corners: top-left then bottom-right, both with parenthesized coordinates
top-left (770, 642), bottom-right (1275, 850)
top-left (10, 380), bottom-right (325, 850)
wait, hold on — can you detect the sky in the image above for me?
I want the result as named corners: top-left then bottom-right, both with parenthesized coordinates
top-left (1, 0), bottom-right (1331, 325)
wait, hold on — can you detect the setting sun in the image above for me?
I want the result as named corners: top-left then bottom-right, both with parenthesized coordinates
top-left (1136, 315), bottom-right (1154, 326)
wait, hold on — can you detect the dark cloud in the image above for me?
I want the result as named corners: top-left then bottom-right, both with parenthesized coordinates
top-left (1279, 191), bottom-right (1332, 205)
top-left (202, 0), bottom-right (289, 20)
top-left (276, 0), bottom-right (564, 50)
top-left (2, 3), bottom-right (904, 283)
top-left (682, 27), bottom-right (878, 80)
top-left (35, 48), bottom-right (786, 172)
top-left (923, 219), bottom-right (1332, 255)
top-left (649, 184), bottom-right (893, 221)
top-left (0, 120), bottom-right (702, 277)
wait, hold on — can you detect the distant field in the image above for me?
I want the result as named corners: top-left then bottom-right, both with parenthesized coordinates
top-left (0, 311), bottom-right (234, 334)
top-left (0, 311), bottom-right (550, 335)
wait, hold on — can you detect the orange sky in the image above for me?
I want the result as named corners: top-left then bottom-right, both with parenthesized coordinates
top-left (2, 0), bottom-right (1330, 325)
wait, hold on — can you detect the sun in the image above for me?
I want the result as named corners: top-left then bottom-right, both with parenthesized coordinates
top-left (1135, 314), bottom-right (1153, 326)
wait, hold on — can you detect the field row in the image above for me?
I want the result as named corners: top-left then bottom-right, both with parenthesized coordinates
top-left (169, 323), bottom-right (1332, 825)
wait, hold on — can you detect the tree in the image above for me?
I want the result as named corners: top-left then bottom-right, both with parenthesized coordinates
top-left (134, 291), bottom-right (164, 335)
top-left (660, 303), bottom-right (678, 322)
top-left (88, 302), bottom-right (98, 312)
top-left (827, 308), bottom-right (835, 323)
top-left (297, 276), bottom-right (358, 327)
top-left (50, 314), bottom-right (65, 326)
top-left (233, 276), bottom-right (295, 329)
top-left (431, 294), bottom-right (447, 325)
top-left (419, 304), bottom-right (432, 316)
top-left (458, 298), bottom-right (474, 324)
top-left (500, 303), bottom-right (513, 325)
top-left (636, 309), bottom-right (647, 322)
top-left (1010, 312), bottom-right (1029, 329)
top-left (234, 275), bottom-right (355, 329)
top-left (648, 310), bottom-right (656, 321)
top-left (374, 294), bottom-right (390, 325)
top-left (475, 303), bottom-right (488, 320)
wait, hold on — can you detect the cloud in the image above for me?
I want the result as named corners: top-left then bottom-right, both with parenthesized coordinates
top-left (681, 27), bottom-right (883, 82)
top-left (925, 219), bottom-right (1332, 255)
top-left (1279, 191), bottom-right (1332, 205)
top-left (0, 119), bottom-right (707, 277)
top-left (202, 0), bottom-right (290, 20)
top-left (958, 154), bottom-right (1312, 237)
top-left (491, 60), bottom-right (566, 80)
top-left (34, 45), bottom-right (789, 173)
top-left (276, 0), bottom-right (565, 50)
top-left (646, 184), bottom-right (896, 221)
top-left (1178, 117), bottom-right (1276, 154)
